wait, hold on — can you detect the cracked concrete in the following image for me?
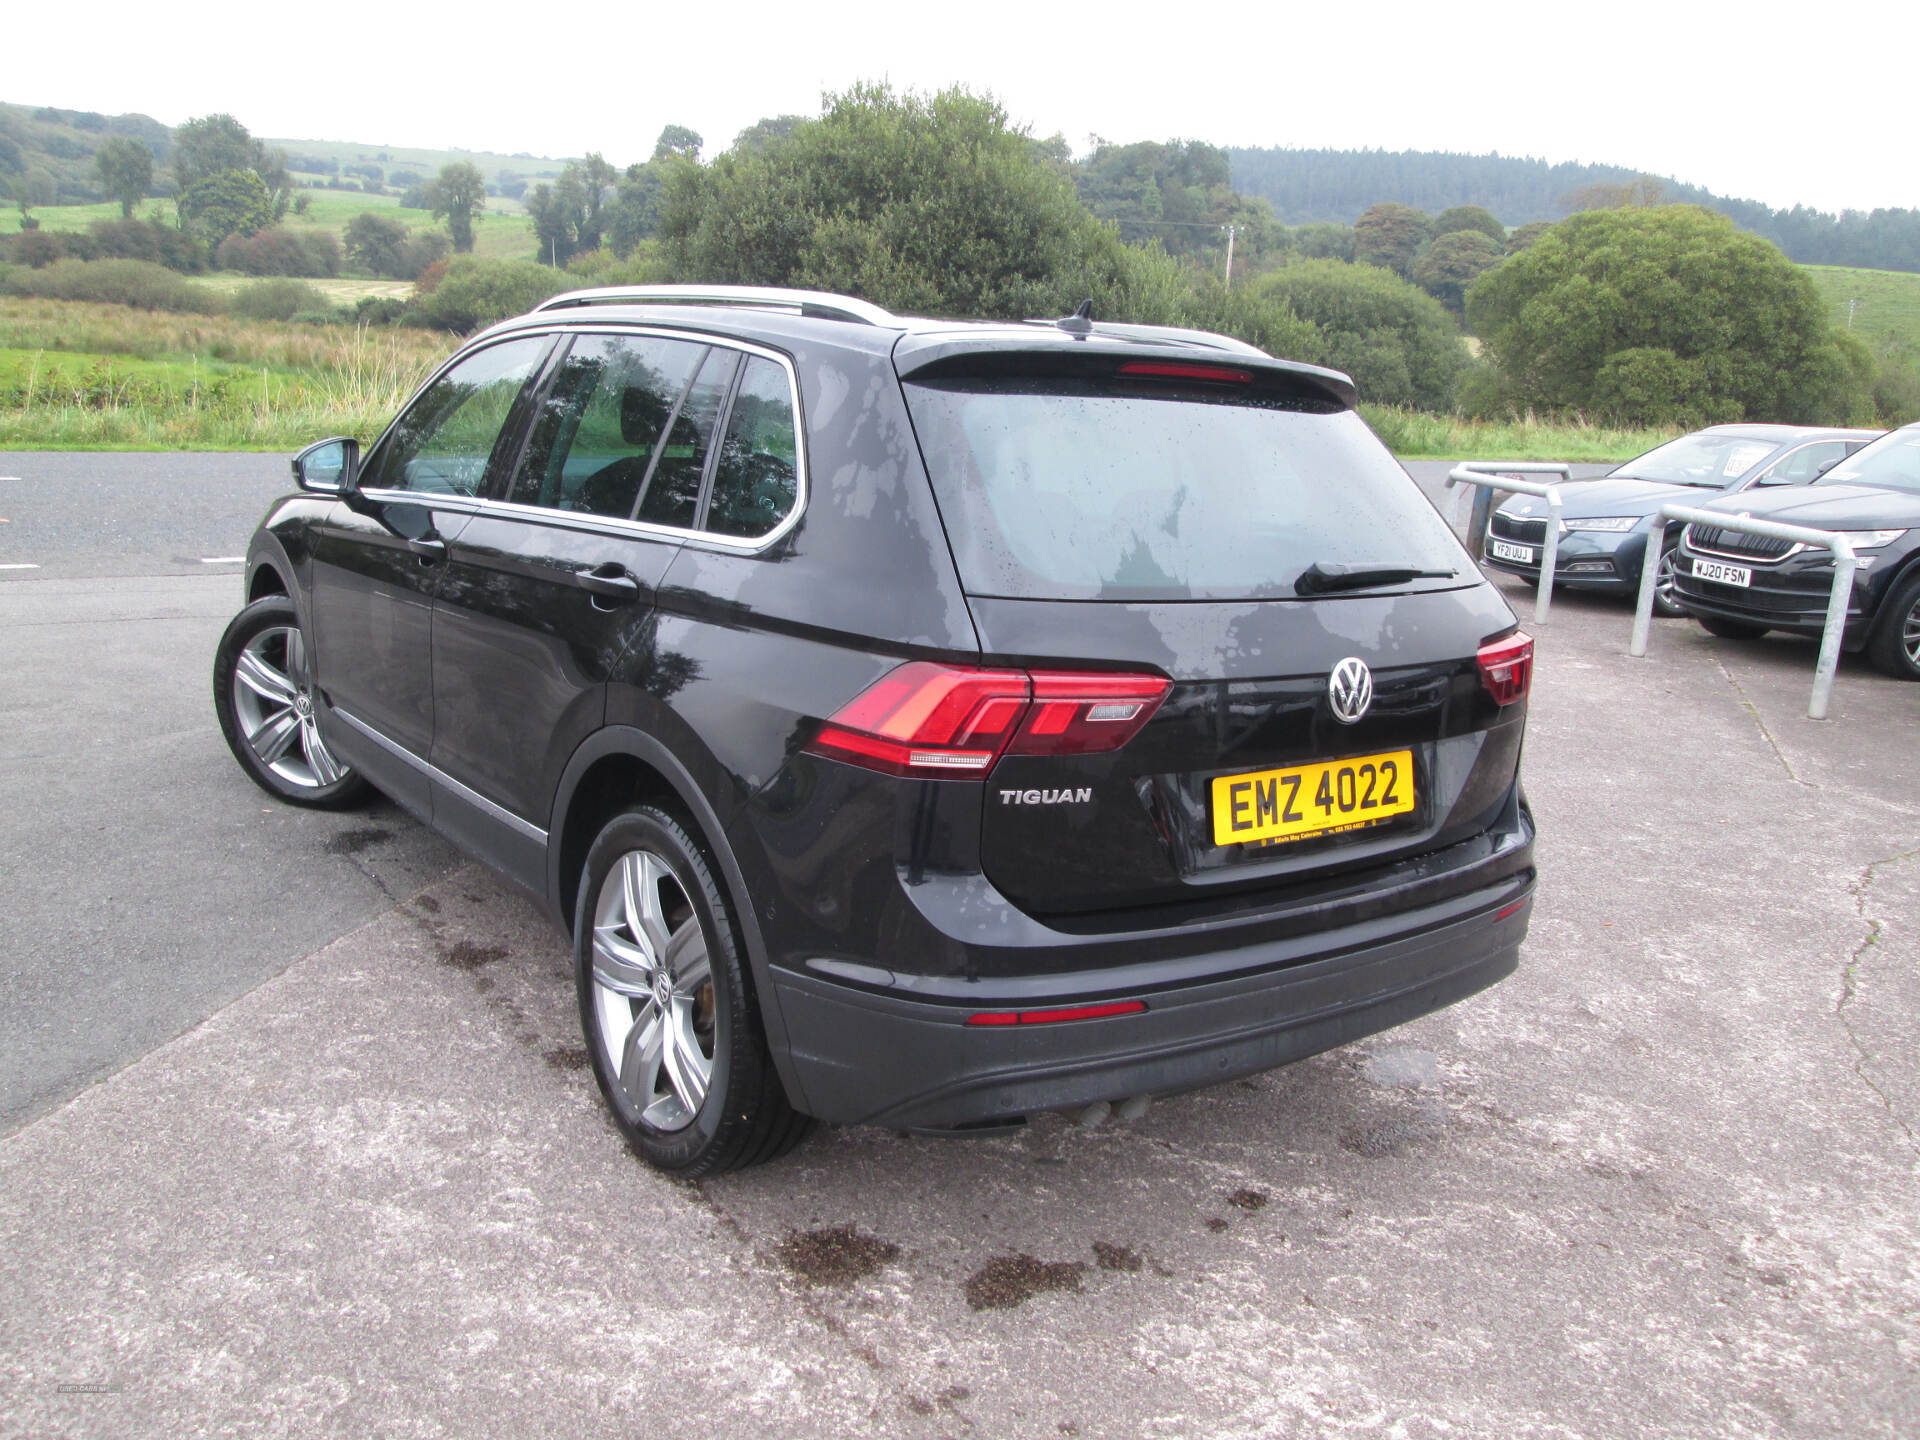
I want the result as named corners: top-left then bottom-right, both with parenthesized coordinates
top-left (4, 515), bottom-right (1919, 1434)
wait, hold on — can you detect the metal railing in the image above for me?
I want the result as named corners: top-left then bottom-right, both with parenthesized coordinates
top-left (1630, 504), bottom-right (1859, 720)
top-left (1445, 464), bottom-right (1569, 624)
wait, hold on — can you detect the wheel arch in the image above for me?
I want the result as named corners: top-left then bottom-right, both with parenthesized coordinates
top-left (547, 726), bottom-right (808, 1110)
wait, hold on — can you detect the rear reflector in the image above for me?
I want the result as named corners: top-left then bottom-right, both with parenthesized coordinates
top-left (965, 1000), bottom-right (1147, 1026)
top-left (1493, 898), bottom-right (1528, 921)
top-left (1117, 361), bottom-right (1253, 384)
top-left (806, 662), bottom-right (1171, 778)
top-left (1476, 631), bottom-right (1534, 706)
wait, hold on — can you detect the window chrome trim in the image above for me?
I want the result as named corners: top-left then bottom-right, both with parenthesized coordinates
top-left (332, 708), bottom-right (548, 844)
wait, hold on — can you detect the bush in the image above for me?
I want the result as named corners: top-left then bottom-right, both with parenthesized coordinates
top-left (353, 295), bottom-right (410, 326)
top-left (1590, 347), bottom-right (1726, 426)
top-left (1468, 206), bottom-right (1869, 425)
top-left (1253, 259), bottom-right (1466, 410)
top-left (87, 217), bottom-right (206, 272)
top-left (228, 278), bottom-right (329, 321)
top-left (408, 256), bottom-right (570, 332)
top-left (0, 258), bottom-right (221, 313)
top-left (216, 227), bottom-right (340, 278)
top-left (6, 230), bottom-right (70, 268)
top-left (395, 232), bottom-right (450, 281)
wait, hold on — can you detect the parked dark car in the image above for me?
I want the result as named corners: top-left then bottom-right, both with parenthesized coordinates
top-left (213, 285), bottom-right (1537, 1174)
top-left (1672, 422), bottom-right (1920, 678)
top-left (1483, 425), bottom-right (1880, 615)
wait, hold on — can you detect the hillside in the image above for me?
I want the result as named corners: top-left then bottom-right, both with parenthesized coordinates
top-left (1802, 265), bottom-right (1920, 356)
top-left (1228, 146), bottom-right (1920, 275)
top-left (266, 137), bottom-right (571, 201)
top-left (0, 102), bottom-right (173, 205)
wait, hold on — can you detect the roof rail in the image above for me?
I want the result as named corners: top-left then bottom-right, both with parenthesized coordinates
top-left (532, 284), bottom-right (904, 328)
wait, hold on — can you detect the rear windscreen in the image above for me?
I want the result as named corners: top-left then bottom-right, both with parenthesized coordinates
top-left (903, 377), bottom-right (1470, 601)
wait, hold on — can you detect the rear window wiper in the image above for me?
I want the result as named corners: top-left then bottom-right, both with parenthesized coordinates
top-left (1295, 562), bottom-right (1458, 596)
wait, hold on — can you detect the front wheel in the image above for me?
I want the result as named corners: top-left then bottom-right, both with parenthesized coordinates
top-left (1651, 543), bottom-right (1684, 618)
top-left (1865, 571), bottom-right (1920, 680)
top-left (574, 805), bottom-right (810, 1175)
top-left (213, 596), bottom-right (369, 808)
top-left (1697, 614), bottom-right (1770, 641)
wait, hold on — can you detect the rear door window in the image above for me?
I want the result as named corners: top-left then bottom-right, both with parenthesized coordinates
top-left (637, 348), bottom-right (739, 530)
top-left (507, 334), bottom-right (707, 519)
top-left (702, 356), bottom-right (800, 539)
top-left (902, 375), bottom-right (1467, 601)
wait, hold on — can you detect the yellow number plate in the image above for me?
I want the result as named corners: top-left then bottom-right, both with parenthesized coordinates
top-left (1210, 749), bottom-right (1416, 847)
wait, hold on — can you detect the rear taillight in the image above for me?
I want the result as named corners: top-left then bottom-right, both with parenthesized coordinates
top-left (805, 662), bottom-right (1171, 778)
top-left (1477, 631), bottom-right (1534, 706)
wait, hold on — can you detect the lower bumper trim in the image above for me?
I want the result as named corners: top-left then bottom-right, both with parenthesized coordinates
top-left (771, 885), bottom-right (1530, 1129)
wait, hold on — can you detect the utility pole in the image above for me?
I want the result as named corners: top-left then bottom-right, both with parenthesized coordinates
top-left (1848, 297), bottom-right (1858, 329)
top-left (1223, 224), bottom-right (1236, 289)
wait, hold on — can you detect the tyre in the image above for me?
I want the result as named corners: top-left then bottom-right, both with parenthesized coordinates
top-left (213, 596), bottom-right (369, 808)
top-left (1651, 542), bottom-right (1685, 619)
top-left (1696, 614), bottom-right (1770, 641)
top-left (574, 805), bottom-right (810, 1175)
top-left (1865, 571), bottom-right (1920, 680)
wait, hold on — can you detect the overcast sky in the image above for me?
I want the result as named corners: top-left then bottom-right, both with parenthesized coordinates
top-left (20, 0), bottom-right (1917, 216)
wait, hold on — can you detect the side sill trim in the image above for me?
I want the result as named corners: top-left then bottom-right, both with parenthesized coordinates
top-left (333, 708), bottom-right (549, 845)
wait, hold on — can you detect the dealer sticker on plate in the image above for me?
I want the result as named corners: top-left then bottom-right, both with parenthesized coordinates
top-left (1692, 558), bottom-right (1752, 587)
top-left (1211, 749), bottom-right (1416, 847)
top-left (1489, 539), bottom-right (1535, 564)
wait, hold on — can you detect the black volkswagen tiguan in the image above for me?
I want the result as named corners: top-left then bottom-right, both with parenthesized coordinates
top-left (214, 286), bottom-right (1537, 1174)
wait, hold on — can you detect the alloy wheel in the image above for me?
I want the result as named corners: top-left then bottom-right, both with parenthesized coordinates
top-left (1654, 547), bottom-right (1682, 616)
top-left (1904, 595), bottom-right (1920, 668)
top-left (589, 849), bottom-right (716, 1131)
top-left (229, 625), bottom-right (349, 789)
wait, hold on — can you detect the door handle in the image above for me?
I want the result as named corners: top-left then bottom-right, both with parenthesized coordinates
top-left (407, 537), bottom-right (447, 562)
top-left (577, 563), bottom-right (641, 603)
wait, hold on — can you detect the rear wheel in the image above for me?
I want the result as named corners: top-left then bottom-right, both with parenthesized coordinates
top-left (1865, 572), bottom-right (1920, 680)
top-left (213, 596), bottom-right (368, 808)
top-left (574, 805), bottom-right (810, 1175)
top-left (1697, 614), bottom-right (1770, 641)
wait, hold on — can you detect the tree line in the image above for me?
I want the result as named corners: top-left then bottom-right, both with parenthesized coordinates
top-left (1228, 146), bottom-right (1920, 274)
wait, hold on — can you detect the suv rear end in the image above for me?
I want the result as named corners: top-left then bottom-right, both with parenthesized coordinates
top-left (740, 321), bottom-right (1536, 1131)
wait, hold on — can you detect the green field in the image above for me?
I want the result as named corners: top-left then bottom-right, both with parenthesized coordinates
top-left (266, 136), bottom-right (575, 183)
top-left (2, 190), bottom-right (539, 266)
top-left (1802, 264), bottom-right (1920, 355)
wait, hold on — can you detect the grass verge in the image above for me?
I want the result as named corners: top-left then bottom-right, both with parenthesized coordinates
top-left (0, 297), bottom-right (453, 450)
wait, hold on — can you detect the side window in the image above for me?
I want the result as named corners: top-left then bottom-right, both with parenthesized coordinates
top-left (1759, 441), bottom-right (1846, 486)
top-left (508, 334), bottom-right (705, 519)
top-left (704, 356), bottom-right (800, 539)
top-left (360, 337), bottom-right (547, 496)
top-left (636, 348), bottom-right (739, 530)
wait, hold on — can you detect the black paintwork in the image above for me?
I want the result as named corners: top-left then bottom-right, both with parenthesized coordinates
top-left (1672, 461), bottom-right (1920, 641)
top-left (238, 296), bottom-right (1538, 1128)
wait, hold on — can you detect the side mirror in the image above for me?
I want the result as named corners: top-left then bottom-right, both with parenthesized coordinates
top-left (1813, 457), bottom-right (1842, 477)
top-left (292, 437), bottom-right (361, 496)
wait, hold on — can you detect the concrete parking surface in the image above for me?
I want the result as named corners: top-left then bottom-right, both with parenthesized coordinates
top-left (1, 453), bottom-right (1915, 1438)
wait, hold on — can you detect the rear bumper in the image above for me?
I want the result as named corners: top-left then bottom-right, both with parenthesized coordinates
top-left (770, 876), bottom-right (1531, 1129)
